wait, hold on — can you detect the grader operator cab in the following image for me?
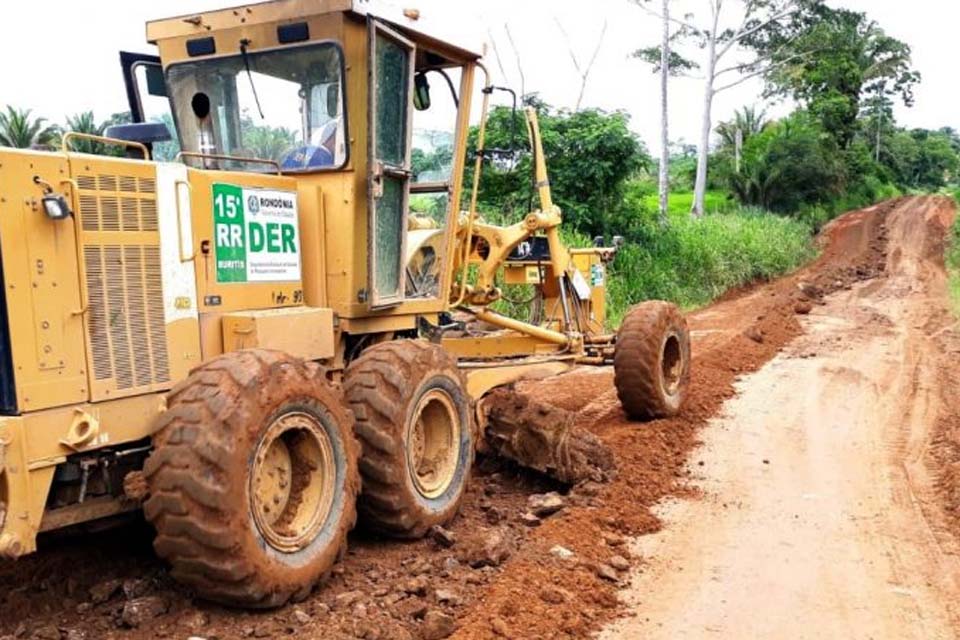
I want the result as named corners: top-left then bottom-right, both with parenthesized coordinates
top-left (0, 0), bottom-right (691, 607)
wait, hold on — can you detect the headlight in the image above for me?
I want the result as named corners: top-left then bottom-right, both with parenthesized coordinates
top-left (42, 194), bottom-right (72, 220)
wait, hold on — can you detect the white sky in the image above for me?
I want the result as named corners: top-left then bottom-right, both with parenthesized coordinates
top-left (0, 0), bottom-right (954, 154)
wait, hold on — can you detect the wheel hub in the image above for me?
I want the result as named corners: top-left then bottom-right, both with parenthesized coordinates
top-left (251, 411), bottom-right (335, 553)
top-left (661, 334), bottom-right (683, 395)
top-left (407, 389), bottom-right (460, 500)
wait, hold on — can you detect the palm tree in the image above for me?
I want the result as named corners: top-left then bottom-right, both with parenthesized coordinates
top-left (0, 106), bottom-right (57, 149)
top-left (64, 111), bottom-right (107, 154)
top-left (716, 106), bottom-right (769, 150)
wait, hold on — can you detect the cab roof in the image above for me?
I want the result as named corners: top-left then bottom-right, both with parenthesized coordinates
top-left (145, 0), bottom-right (485, 61)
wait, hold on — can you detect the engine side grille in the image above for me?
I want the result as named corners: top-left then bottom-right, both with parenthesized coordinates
top-left (77, 171), bottom-right (170, 397)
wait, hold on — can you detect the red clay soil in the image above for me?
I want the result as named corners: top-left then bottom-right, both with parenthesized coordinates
top-left (450, 200), bottom-right (896, 639)
top-left (0, 200), bottom-right (896, 640)
top-left (924, 197), bottom-right (960, 554)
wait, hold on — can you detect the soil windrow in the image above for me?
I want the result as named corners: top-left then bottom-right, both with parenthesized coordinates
top-left (0, 200), bottom-right (896, 640)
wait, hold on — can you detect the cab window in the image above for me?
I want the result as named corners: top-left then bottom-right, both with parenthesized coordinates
top-left (166, 43), bottom-right (347, 172)
top-left (404, 66), bottom-right (463, 300)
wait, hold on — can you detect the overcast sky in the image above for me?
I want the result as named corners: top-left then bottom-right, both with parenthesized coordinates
top-left (0, 0), bottom-right (954, 153)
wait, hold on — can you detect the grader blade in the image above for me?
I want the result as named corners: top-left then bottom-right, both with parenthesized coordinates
top-left (480, 388), bottom-right (616, 485)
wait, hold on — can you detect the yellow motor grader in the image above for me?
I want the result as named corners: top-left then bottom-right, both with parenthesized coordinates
top-left (0, 0), bottom-right (690, 607)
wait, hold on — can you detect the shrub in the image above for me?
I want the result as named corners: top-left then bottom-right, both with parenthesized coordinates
top-left (605, 208), bottom-right (815, 325)
top-left (726, 112), bottom-right (845, 213)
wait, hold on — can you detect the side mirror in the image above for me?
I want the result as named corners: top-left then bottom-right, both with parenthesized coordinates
top-left (414, 72), bottom-right (431, 111)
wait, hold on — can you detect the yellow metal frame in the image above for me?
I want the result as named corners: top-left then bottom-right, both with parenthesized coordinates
top-left (0, 0), bottom-right (620, 559)
top-left (175, 151), bottom-right (282, 175)
top-left (62, 132), bottom-right (150, 160)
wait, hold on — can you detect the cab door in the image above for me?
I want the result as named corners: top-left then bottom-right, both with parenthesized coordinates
top-left (368, 22), bottom-right (415, 308)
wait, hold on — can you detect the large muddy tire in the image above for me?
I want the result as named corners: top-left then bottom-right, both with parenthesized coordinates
top-left (614, 301), bottom-right (691, 420)
top-left (344, 341), bottom-right (473, 538)
top-left (143, 350), bottom-right (359, 608)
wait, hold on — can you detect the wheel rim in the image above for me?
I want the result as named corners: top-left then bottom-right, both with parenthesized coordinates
top-left (251, 410), bottom-right (336, 553)
top-left (661, 333), bottom-right (683, 396)
top-left (406, 388), bottom-right (461, 500)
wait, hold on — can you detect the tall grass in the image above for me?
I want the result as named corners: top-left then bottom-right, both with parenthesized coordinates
top-left (606, 208), bottom-right (816, 325)
top-left (641, 190), bottom-right (736, 217)
top-left (947, 191), bottom-right (960, 313)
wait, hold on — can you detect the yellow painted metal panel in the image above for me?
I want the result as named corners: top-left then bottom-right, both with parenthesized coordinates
top-left (0, 150), bottom-right (88, 412)
top-left (442, 334), bottom-right (564, 359)
top-left (68, 155), bottom-right (179, 402)
top-left (222, 307), bottom-right (335, 360)
top-left (463, 361), bottom-right (574, 400)
top-left (0, 392), bottom-right (166, 557)
top-left (187, 169), bottom-right (305, 314)
top-left (298, 184), bottom-right (328, 308)
top-left (147, 0), bottom-right (352, 43)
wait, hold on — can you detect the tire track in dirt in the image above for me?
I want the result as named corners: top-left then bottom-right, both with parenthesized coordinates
top-left (450, 200), bottom-right (898, 639)
top-left (0, 199), bottom-right (899, 640)
top-left (599, 196), bottom-right (960, 640)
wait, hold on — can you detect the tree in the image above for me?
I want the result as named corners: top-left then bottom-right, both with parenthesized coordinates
top-left (716, 106), bottom-right (769, 172)
top-left (0, 106), bottom-right (57, 149)
top-left (635, 0), bottom-right (817, 217)
top-left (555, 18), bottom-right (608, 112)
top-left (412, 140), bottom-right (454, 182)
top-left (62, 111), bottom-right (140, 156)
top-left (756, 6), bottom-right (919, 149)
top-left (860, 90), bottom-right (896, 163)
top-left (468, 102), bottom-right (650, 237)
top-left (904, 130), bottom-right (958, 189)
top-left (632, 0), bottom-right (697, 225)
top-left (239, 113), bottom-right (297, 161)
top-left (64, 111), bottom-right (107, 154)
top-left (151, 112), bottom-right (181, 162)
top-left (728, 112), bottom-right (842, 212)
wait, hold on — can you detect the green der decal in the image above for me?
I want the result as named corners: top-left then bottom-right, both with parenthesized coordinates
top-left (213, 184), bottom-right (247, 283)
top-left (212, 183), bottom-right (301, 284)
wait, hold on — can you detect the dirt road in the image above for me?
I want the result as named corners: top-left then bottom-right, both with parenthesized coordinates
top-left (2, 197), bottom-right (956, 640)
top-left (602, 196), bottom-right (960, 640)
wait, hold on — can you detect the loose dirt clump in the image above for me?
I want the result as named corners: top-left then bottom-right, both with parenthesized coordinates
top-left (0, 201), bottom-right (894, 640)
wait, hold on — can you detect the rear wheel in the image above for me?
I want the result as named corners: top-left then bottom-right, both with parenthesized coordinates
top-left (614, 301), bottom-right (691, 420)
top-left (344, 341), bottom-right (472, 538)
top-left (143, 350), bottom-right (359, 608)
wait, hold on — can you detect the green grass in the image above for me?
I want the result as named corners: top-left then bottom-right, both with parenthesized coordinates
top-left (605, 207), bottom-right (817, 326)
top-left (481, 189), bottom-right (867, 330)
top-left (642, 190), bottom-right (736, 219)
top-left (947, 192), bottom-right (960, 313)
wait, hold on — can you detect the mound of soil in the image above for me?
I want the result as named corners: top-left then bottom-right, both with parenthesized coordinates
top-left (0, 201), bottom-right (895, 640)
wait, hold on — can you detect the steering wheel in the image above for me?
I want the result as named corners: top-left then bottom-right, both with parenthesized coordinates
top-left (281, 145), bottom-right (334, 170)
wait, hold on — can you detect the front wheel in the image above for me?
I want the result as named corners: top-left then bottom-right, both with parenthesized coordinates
top-left (143, 350), bottom-right (359, 608)
top-left (614, 301), bottom-right (691, 420)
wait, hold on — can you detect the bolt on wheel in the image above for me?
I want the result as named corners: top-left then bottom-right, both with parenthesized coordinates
top-left (344, 340), bottom-right (473, 538)
top-left (406, 389), bottom-right (461, 500)
top-left (251, 411), bottom-right (336, 553)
